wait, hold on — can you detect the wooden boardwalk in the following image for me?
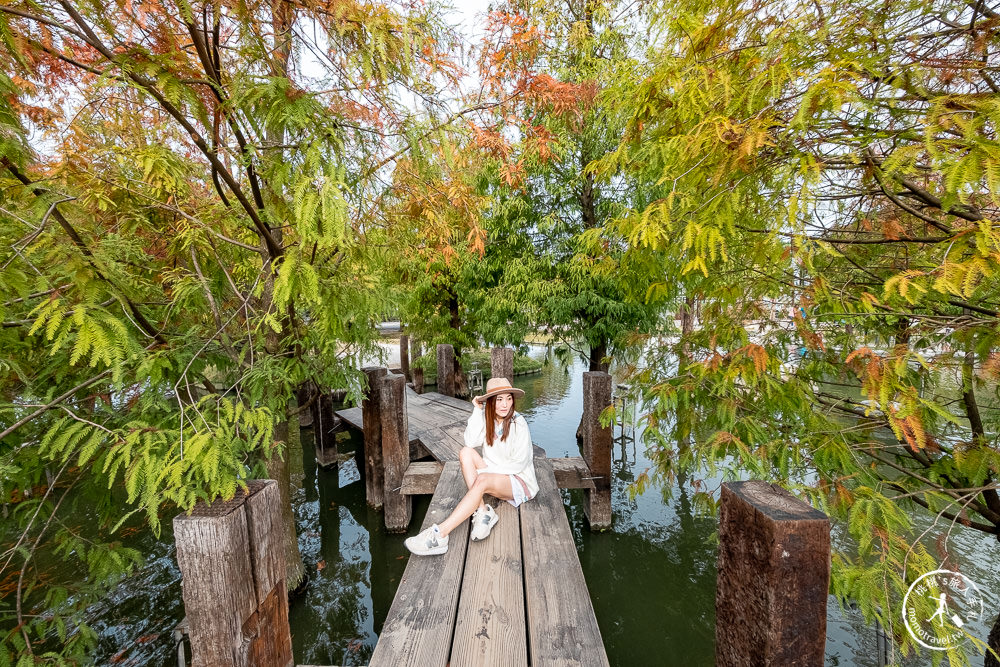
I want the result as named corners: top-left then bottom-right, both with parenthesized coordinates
top-left (336, 388), bottom-right (610, 667)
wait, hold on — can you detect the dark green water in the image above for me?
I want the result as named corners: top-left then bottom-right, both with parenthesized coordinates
top-left (85, 344), bottom-right (997, 666)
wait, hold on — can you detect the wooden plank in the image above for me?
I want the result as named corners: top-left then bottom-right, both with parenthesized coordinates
top-left (336, 406), bottom-right (363, 431)
top-left (451, 501), bottom-right (527, 666)
top-left (550, 457), bottom-right (596, 490)
top-left (419, 391), bottom-right (473, 413)
top-left (522, 457), bottom-right (609, 667)
top-left (400, 461), bottom-right (444, 495)
top-left (413, 426), bottom-right (461, 462)
top-left (369, 462), bottom-right (471, 667)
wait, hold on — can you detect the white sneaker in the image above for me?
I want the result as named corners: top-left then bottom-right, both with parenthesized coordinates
top-left (404, 524), bottom-right (448, 556)
top-left (470, 505), bottom-right (498, 542)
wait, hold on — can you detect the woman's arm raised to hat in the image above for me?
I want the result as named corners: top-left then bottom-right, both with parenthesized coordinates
top-left (463, 402), bottom-right (486, 448)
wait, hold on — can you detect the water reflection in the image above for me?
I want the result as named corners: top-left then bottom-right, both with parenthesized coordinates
top-left (81, 342), bottom-right (998, 666)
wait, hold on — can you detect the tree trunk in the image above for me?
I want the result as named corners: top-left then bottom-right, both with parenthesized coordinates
top-left (265, 420), bottom-right (306, 594)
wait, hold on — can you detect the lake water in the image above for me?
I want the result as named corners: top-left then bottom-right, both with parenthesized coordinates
top-left (88, 343), bottom-right (998, 666)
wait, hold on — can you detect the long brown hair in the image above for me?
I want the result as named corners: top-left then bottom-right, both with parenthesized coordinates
top-left (484, 394), bottom-right (515, 447)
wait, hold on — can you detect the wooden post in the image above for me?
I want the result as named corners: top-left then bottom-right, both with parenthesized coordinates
top-left (173, 480), bottom-right (293, 667)
top-left (313, 391), bottom-right (338, 468)
top-left (381, 373), bottom-right (412, 531)
top-left (436, 344), bottom-right (455, 397)
top-left (400, 334), bottom-right (410, 382)
top-left (294, 382), bottom-right (313, 428)
top-left (362, 366), bottom-right (387, 509)
top-left (715, 481), bottom-right (830, 667)
top-left (491, 347), bottom-right (514, 380)
top-left (581, 371), bottom-right (612, 530)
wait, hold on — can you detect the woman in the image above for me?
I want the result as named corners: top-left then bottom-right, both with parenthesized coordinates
top-left (404, 377), bottom-right (539, 556)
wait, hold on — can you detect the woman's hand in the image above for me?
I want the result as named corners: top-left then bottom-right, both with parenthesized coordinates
top-left (472, 396), bottom-right (482, 409)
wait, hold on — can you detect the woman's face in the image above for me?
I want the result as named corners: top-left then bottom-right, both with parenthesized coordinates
top-left (494, 393), bottom-right (513, 419)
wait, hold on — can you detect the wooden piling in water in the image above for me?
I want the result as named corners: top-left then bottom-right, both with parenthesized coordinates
top-left (380, 373), bottom-right (412, 531)
top-left (715, 480), bottom-right (830, 667)
top-left (436, 344), bottom-right (455, 397)
top-left (362, 366), bottom-right (387, 509)
top-left (400, 334), bottom-right (410, 382)
top-left (582, 371), bottom-right (612, 530)
top-left (173, 480), bottom-right (293, 667)
top-left (491, 347), bottom-right (513, 380)
top-left (313, 391), bottom-right (339, 469)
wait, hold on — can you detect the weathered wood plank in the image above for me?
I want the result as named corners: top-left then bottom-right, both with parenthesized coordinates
top-left (418, 391), bottom-right (473, 413)
top-left (550, 457), bottom-right (596, 490)
top-left (337, 406), bottom-right (363, 431)
top-left (369, 462), bottom-right (471, 667)
top-left (522, 457), bottom-right (610, 667)
top-left (400, 461), bottom-right (444, 495)
top-left (451, 501), bottom-right (527, 666)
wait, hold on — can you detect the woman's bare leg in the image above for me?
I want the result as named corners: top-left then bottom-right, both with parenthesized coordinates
top-left (458, 446), bottom-right (485, 490)
top-left (438, 473), bottom-right (514, 538)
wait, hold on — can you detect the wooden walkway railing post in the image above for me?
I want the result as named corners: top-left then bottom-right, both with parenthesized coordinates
top-left (173, 480), bottom-right (293, 667)
top-left (362, 366), bottom-right (388, 509)
top-left (715, 480), bottom-right (830, 667)
top-left (381, 372), bottom-right (412, 531)
top-left (436, 343), bottom-right (455, 397)
top-left (582, 371), bottom-right (612, 530)
top-left (491, 347), bottom-right (513, 380)
top-left (400, 333), bottom-right (410, 382)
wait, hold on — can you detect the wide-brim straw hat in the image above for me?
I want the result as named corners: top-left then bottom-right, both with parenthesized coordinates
top-left (474, 377), bottom-right (524, 403)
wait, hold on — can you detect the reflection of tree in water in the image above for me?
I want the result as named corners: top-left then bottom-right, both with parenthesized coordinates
top-left (563, 437), bottom-right (718, 667)
top-left (289, 428), bottom-right (409, 667)
top-left (515, 345), bottom-right (573, 412)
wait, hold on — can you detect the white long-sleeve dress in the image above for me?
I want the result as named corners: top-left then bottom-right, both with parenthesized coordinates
top-left (462, 405), bottom-right (539, 499)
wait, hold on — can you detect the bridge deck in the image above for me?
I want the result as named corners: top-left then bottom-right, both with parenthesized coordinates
top-left (335, 388), bottom-right (609, 666)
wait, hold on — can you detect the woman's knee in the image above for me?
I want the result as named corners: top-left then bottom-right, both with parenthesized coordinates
top-left (460, 446), bottom-right (480, 466)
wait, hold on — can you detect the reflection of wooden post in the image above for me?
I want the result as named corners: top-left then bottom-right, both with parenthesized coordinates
top-left (362, 367), bottom-right (387, 509)
top-left (174, 480), bottom-right (293, 667)
top-left (716, 481), bottom-right (830, 667)
top-left (436, 344), bottom-right (455, 397)
top-left (400, 334), bottom-right (410, 382)
top-left (381, 373), bottom-right (412, 531)
top-left (313, 392), bottom-right (338, 468)
top-left (491, 347), bottom-right (513, 380)
top-left (582, 371), bottom-right (612, 530)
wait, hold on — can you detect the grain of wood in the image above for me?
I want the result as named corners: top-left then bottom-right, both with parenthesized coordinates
top-left (401, 461), bottom-right (444, 495)
top-left (451, 501), bottom-right (527, 667)
top-left (549, 457), bottom-right (596, 490)
top-left (369, 462), bottom-right (471, 667)
top-left (522, 457), bottom-right (610, 667)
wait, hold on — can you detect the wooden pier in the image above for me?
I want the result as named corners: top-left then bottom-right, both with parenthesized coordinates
top-left (336, 385), bottom-right (611, 666)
